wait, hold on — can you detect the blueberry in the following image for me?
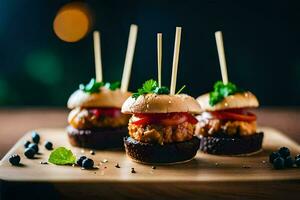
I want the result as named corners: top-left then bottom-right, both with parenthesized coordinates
top-left (278, 147), bottom-right (290, 158)
top-left (273, 157), bottom-right (285, 169)
top-left (24, 148), bottom-right (35, 159)
top-left (31, 131), bottom-right (40, 144)
top-left (44, 141), bottom-right (53, 150)
top-left (9, 154), bottom-right (21, 165)
top-left (295, 154), bottom-right (300, 160)
top-left (269, 152), bottom-right (280, 163)
top-left (295, 158), bottom-right (300, 167)
top-left (28, 143), bottom-right (39, 153)
top-left (284, 156), bottom-right (294, 168)
top-left (82, 158), bottom-right (94, 169)
top-left (76, 156), bottom-right (87, 166)
top-left (23, 140), bottom-right (31, 148)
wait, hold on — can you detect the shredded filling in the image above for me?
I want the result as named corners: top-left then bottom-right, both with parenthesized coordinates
top-left (196, 116), bottom-right (257, 137)
top-left (128, 120), bottom-right (195, 145)
top-left (68, 107), bottom-right (129, 129)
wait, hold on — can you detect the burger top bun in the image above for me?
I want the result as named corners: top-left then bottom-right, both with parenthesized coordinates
top-left (196, 91), bottom-right (259, 112)
top-left (67, 87), bottom-right (131, 109)
top-left (122, 93), bottom-right (202, 114)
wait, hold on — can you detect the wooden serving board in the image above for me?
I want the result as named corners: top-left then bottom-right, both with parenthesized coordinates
top-left (1, 127), bottom-right (300, 199)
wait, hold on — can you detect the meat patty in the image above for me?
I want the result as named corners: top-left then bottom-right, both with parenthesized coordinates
top-left (128, 121), bottom-right (195, 145)
top-left (68, 107), bottom-right (130, 129)
top-left (196, 117), bottom-right (257, 137)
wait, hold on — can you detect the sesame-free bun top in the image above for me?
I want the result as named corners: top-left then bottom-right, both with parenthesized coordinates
top-left (67, 87), bottom-right (131, 109)
top-left (196, 92), bottom-right (259, 112)
top-left (121, 93), bottom-right (202, 114)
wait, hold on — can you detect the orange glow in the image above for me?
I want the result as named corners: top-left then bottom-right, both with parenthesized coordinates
top-left (53, 2), bottom-right (93, 42)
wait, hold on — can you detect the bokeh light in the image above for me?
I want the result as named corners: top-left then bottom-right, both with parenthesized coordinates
top-left (53, 2), bottom-right (93, 42)
top-left (25, 50), bottom-right (63, 86)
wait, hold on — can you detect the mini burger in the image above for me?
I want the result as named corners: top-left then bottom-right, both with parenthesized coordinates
top-left (67, 79), bottom-right (131, 149)
top-left (67, 25), bottom-right (138, 149)
top-left (195, 81), bottom-right (263, 155)
top-left (121, 80), bottom-right (201, 164)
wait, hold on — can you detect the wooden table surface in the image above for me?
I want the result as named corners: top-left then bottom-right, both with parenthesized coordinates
top-left (0, 107), bottom-right (300, 199)
top-left (1, 127), bottom-right (300, 200)
top-left (1, 107), bottom-right (299, 159)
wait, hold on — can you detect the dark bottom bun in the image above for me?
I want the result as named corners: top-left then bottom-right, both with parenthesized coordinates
top-left (199, 132), bottom-right (264, 156)
top-left (67, 125), bottom-right (128, 149)
top-left (124, 136), bottom-right (200, 165)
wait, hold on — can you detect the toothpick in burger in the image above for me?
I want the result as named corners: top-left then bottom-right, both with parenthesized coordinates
top-left (67, 25), bottom-right (138, 149)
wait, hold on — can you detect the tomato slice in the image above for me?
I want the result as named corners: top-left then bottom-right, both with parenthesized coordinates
top-left (131, 112), bottom-right (198, 126)
top-left (89, 108), bottom-right (121, 118)
top-left (131, 116), bottom-right (152, 125)
top-left (90, 108), bottom-right (101, 118)
top-left (185, 113), bottom-right (199, 124)
top-left (159, 113), bottom-right (188, 126)
top-left (102, 108), bottom-right (121, 117)
top-left (209, 109), bottom-right (256, 122)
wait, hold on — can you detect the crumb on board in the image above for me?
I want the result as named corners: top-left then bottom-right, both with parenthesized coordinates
top-left (131, 168), bottom-right (136, 173)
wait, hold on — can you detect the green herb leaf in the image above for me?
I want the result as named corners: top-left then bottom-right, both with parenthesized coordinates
top-left (132, 92), bottom-right (140, 99)
top-left (105, 81), bottom-right (120, 91)
top-left (142, 79), bottom-right (158, 92)
top-left (80, 79), bottom-right (121, 93)
top-left (79, 78), bottom-right (104, 94)
top-left (132, 79), bottom-right (171, 99)
top-left (209, 81), bottom-right (242, 106)
top-left (154, 86), bottom-right (170, 94)
top-left (209, 91), bottom-right (221, 106)
top-left (175, 85), bottom-right (186, 95)
top-left (48, 147), bottom-right (76, 165)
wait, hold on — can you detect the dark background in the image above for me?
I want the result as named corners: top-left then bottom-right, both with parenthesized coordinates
top-left (0, 0), bottom-right (298, 106)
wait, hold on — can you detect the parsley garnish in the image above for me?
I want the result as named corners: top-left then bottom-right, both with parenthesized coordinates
top-left (132, 79), bottom-right (169, 99)
top-left (141, 79), bottom-right (157, 93)
top-left (79, 78), bottom-right (104, 93)
top-left (105, 81), bottom-right (121, 91)
top-left (79, 78), bottom-right (121, 94)
top-left (132, 79), bottom-right (185, 99)
top-left (209, 81), bottom-right (242, 106)
top-left (154, 86), bottom-right (170, 94)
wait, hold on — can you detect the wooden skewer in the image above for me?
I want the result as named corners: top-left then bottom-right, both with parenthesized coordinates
top-left (121, 24), bottom-right (138, 92)
top-left (170, 27), bottom-right (182, 95)
top-left (215, 31), bottom-right (228, 84)
top-left (93, 31), bottom-right (103, 82)
top-left (157, 33), bottom-right (162, 87)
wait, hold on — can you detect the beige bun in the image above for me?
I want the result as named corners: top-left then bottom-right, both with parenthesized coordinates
top-left (122, 93), bottom-right (202, 114)
top-left (196, 92), bottom-right (259, 112)
top-left (67, 88), bottom-right (131, 109)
